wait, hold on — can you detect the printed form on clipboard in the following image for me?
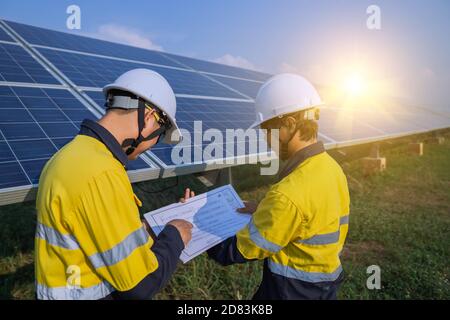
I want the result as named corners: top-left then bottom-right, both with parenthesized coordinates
top-left (144, 184), bottom-right (251, 263)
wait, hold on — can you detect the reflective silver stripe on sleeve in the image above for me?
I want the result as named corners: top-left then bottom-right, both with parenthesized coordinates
top-left (340, 215), bottom-right (349, 225)
top-left (296, 214), bottom-right (350, 245)
top-left (268, 260), bottom-right (343, 283)
top-left (296, 230), bottom-right (340, 245)
top-left (35, 222), bottom-right (79, 250)
top-left (248, 219), bottom-right (282, 253)
top-left (36, 281), bottom-right (114, 300)
top-left (88, 227), bottom-right (149, 269)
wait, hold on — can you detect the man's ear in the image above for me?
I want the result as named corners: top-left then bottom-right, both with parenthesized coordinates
top-left (284, 116), bottom-right (297, 134)
top-left (143, 108), bottom-right (156, 128)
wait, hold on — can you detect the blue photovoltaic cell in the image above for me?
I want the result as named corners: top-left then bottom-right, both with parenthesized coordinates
top-left (38, 47), bottom-right (245, 99)
top-left (0, 43), bottom-right (60, 85)
top-left (210, 75), bottom-right (263, 99)
top-left (5, 20), bottom-right (179, 68)
top-left (84, 90), bottom-right (105, 107)
top-left (0, 86), bottom-right (151, 189)
top-left (0, 162), bottom-right (29, 189)
top-left (0, 27), bottom-right (14, 42)
top-left (162, 52), bottom-right (272, 81)
top-left (147, 97), bottom-right (263, 166)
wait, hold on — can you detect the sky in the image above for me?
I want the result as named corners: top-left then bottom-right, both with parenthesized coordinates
top-left (1, 0), bottom-right (449, 111)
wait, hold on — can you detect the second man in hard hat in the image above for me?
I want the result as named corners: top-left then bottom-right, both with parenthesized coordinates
top-left (204, 73), bottom-right (351, 300)
top-left (35, 69), bottom-right (193, 300)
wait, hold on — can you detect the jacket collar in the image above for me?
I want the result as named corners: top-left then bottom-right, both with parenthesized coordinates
top-left (278, 141), bottom-right (325, 181)
top-left (79, 119), bottom-right (128, 167)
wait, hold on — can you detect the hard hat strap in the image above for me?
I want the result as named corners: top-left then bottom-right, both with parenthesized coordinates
top-left (105, 95), bottom-right (140, 109)
top-left (121, 100), bottom-right (168, 155)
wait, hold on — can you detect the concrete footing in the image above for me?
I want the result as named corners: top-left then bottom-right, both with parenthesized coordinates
top-left (409, 142), bottom-right (424, 156)
top-left (361, 157), bottom-right (386, 175)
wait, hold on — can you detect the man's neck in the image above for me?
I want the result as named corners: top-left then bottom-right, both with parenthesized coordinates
top-left (98, 116), bottom-right (131, 148)
top-left (288, 139), bottom-right (317, 158)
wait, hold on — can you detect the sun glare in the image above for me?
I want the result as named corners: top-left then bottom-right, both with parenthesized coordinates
top-left (317, 60), bottom-right (399, 113)
top-left (343, 73), bottom-right (366, 97)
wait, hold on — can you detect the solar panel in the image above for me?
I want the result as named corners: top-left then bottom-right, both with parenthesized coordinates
top-left (318, 108), bottom-right (387, 142)
top-left (318, 105), bottom-right (450, 146)
top-left (4, 20), bottom-right (180, 68)
top-left (0, 26), bottom-right (14, 42)
top-left (0, 85), bottom-right (157, 192)
top-left (0, 43), bottom-right (60, 84)
top-left (409, 112), bottom-right (450, 130)
top-left (0, 19), bottom-right (449, 205)
top-left (356, 111), bottom-right (424, 134)
top-left (4, 20), bottom-right (272, 83)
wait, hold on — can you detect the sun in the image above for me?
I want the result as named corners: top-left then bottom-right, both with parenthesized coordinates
top-left (343, 72), bottom-right (367, 97)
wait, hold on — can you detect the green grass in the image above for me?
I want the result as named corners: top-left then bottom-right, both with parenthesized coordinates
top-left (1, 135), bottom-right (449, 299)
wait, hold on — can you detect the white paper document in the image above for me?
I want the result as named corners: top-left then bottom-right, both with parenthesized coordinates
top-left (144, 184), bottom-right (251, 263)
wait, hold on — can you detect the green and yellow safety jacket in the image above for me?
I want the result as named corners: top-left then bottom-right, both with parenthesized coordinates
top-left (35, 119), bottom-right (184, 300)
top-left (208, 141), bottom-right (350, 299)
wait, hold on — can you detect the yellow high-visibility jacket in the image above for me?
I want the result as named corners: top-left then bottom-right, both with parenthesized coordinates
top-left (236, 142), bottom-right (350, 284)
top-left (35, 132), bottom-right (158, 300)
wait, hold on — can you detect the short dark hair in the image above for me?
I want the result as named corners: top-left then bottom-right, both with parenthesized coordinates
top-left (295, 119), bottom-right (318, 141)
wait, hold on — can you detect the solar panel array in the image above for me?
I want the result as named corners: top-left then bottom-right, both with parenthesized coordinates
top-left (0, 19), bottom-right (449, 205)
top-left (0, 21), bottom-right (162, 203)
top-left (37, 47), bottom-right (247, 98)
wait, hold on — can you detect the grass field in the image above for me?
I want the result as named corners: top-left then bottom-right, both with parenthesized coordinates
top-left (0, 134), bottom-right (449, 299)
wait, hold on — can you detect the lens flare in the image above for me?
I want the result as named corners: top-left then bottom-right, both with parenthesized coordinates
top-left (343, 73), bottom-right (366, 97)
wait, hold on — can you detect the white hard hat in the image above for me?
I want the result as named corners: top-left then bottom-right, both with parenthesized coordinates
top-left (250, 73), bottom-right (323, 128)
top-left (103, 68), bottom-right (181, 144)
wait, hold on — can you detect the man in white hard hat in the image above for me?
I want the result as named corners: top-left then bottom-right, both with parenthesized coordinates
top-left (205, 73), bottom-right (351, 299)
top-left (35, 69), bottom-right (193, 300)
